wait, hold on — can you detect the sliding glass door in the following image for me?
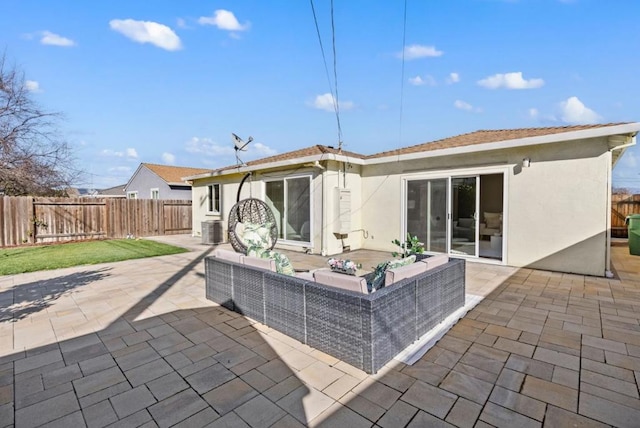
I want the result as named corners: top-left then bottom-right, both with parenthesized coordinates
top-left (407, 179), bottom-right (447, 252)
top-left (407, 175), bottom-right (488, 258)
top-left (451, 176), bottom-right (479, 257)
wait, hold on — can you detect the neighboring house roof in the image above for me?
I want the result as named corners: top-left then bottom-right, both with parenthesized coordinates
top-left (131, 163), bottom-right (211, 187)
top-left (98, 184), bottom-right (126, 197)
top-left (184, 123), bottom-right (640, 180)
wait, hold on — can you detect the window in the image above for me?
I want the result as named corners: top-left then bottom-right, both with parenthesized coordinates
top-left (265, 176), bottom-right (311, 243)
top-left (207, 184), bottom-right (221, 213)
top-left (150, 188), bottom-right (159, 199)
top-left (127, 191), bottom-right (138, 199)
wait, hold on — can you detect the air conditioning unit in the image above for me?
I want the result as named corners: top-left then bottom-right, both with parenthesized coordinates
top-left (201, 220), bottom-right (223, 245)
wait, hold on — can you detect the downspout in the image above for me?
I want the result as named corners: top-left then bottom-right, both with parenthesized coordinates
top-left (606, 135), bottom-right (637, 277)
top-left (321, 163), bottom-right (327, 256)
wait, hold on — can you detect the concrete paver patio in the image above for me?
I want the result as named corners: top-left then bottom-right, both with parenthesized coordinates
top-left (1, 235), bottom-right (639, 427)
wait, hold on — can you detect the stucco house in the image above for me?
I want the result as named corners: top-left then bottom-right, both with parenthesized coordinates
top-left (185, 123), bottom-right (639, 277)
top-left (125, 163), bottom-right (210, 200)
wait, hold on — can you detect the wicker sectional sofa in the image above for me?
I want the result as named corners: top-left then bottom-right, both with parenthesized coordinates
top-left (204, 250), bottom-right (465, 374)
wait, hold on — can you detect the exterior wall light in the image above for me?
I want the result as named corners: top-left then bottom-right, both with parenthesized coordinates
top-left (522, 158), bottom-right (531, 168)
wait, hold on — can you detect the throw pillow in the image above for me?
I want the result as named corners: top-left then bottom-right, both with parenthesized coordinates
top-left (484, 212), bottom-right (502, 229)
top-left (262, 250), bottom-right (295, 276)
top-left (367, 255), bottom-right (416, 292)
top-left (387, 255), bottom-right (417, 270)
top-left (242, 222), bottom-right (272, 254)
top-left (367, 261), bottom-right (390, 293)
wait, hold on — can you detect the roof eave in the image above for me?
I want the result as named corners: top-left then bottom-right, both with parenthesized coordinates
top-left (186, 153), bottom-right (364, 181)
top-left (366, 122), bottom-right (640, 165)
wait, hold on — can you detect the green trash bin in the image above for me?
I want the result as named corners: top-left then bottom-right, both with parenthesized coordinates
top-left (626, 214), bottom-right (640, 256)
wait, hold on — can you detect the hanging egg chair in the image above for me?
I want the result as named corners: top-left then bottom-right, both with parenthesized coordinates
top-left (227, 173), bottom-right (279, 254)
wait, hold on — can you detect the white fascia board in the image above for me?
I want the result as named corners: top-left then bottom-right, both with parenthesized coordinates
top-left (184, 153), bottom-right (365, 182)
top-left (367, 122), bottom-right (640, 165)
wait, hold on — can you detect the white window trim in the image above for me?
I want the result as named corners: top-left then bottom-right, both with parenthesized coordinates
top-left (150, 188), bottom-right (159, 199)
top-left (127, 191), bottom-right (138, 199)
top-left (207, 183), bottom-right (221, 214)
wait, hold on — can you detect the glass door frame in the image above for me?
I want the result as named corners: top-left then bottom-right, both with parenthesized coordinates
top-left (402, 165), bottom-right (508, 263)
top-left (449, 175), bottom-right (480, 258)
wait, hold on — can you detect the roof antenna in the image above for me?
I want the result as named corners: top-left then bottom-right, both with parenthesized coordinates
top-left (232, 133), bottom-right (253, 166)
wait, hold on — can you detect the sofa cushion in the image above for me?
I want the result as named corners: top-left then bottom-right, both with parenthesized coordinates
top-left (313, 270), bottom-right (369, 294)
top-left (385, 261), bottom-right (427, 285)
top-left (421, 254), bottom-right (449, 270)
top-left (243, 255), bottom-right (277, 272)
top-left (213, 248), bottom-right (244, 263)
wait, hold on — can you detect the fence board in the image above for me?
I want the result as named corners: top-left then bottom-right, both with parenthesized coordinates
top-left (611, 193), bottom-right (640, 238)
top-left (1, 197), bottom-right (193, 247)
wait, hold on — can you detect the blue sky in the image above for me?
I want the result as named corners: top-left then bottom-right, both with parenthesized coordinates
top-left (2, 0), bottom-right (639, 190)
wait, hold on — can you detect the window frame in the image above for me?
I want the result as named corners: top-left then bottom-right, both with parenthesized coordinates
top-left (127, 191), bottom-right (138, 199)
top-left (207, 183), bottom-right (221, 214)
top-left (150, 188), bottom-right (159, 199)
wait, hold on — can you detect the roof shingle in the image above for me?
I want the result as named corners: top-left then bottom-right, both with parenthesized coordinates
top-left (366, 123), bottom-right (632, 159)
top-left (143, 163), bottom-right (211, 184)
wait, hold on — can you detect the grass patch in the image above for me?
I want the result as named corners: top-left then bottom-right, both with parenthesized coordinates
top-left (0, 239), bottom-right (189, 275)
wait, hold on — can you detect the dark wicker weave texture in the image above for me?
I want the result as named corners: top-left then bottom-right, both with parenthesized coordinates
top-left (227, 198), bottom-right (279, 254)
top-left (205, 256), bottom-right (466, 374)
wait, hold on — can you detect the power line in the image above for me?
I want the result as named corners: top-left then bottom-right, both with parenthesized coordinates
top-left (398, 0), bottom-right (408, 155)
top-left (310, 0), bottom-right (342, 148)
top-left (330, 0), bottom-right (342, 148)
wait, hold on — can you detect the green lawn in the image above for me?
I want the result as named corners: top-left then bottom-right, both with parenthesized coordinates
top-left (0, 239), bottom-right (189, 275)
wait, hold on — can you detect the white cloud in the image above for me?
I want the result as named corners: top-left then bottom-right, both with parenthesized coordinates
top-left (528, 108), bottom-right (539, 119)
top-left (558, 96), bottom-right (601, 124)
top-left (454, 100), bottom-right (482, 113)
top-left (185, 137), bottom-right (234, 156)
top-left (162, 152), bottom-right (176, 164)
top-left (310, 93), bottom-right (354, 112)
top-left (252, 142), bottom-right (277, 157)
top-left (198, 10), bottom-right (250, 31)
top-left (477, 72), bottom-right (544, 89)
top-left (409, 75), bottom-right (436, 86)
top-left (25, 80), bottom-right (41, 92)
top-left (100, 148), bottom-right (138, 159)
top-left (398, 44), bottom-right (443, 60)
top-left (40, 31), bottom-right (76, 47)
top-left (176, 18), bottom-right (187, 29)
top-left (109, 19), bottom-right (182, 51)
top-left (185, 136), bottom-right (276, 160)
top-left (447, 72), bottom-right (460, 84)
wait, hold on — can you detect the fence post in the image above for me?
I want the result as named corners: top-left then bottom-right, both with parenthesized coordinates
top-left (31, 197), bottom-right (37, 244)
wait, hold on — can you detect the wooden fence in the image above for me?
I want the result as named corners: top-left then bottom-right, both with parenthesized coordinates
top-left (0, 197), bottom-right (193, 247)
top-left (611, 193), bottom-right (640, 238)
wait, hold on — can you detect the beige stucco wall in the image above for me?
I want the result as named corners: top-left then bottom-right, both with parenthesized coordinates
top-left (191, 136), bottom-right (612, 276)
top-left (359, 137), bottom-right (612, 276)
